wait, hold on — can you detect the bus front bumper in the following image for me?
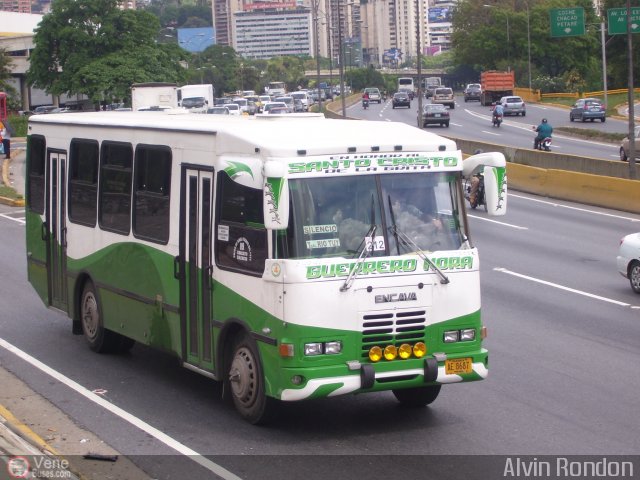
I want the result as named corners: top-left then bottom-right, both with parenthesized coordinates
top-left (279, 349), bottom-right (488, 401)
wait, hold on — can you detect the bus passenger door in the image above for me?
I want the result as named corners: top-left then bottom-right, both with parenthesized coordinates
top-left (179, 167), bottom-right (215, 372)
top-left (46, 150), bottom-right (68, 311)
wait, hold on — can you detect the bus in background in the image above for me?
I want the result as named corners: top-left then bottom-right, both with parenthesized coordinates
top-left (25, 111), bottom-right (507, 424)
top-left (397, 77), bottom-right (415, 98)
top-left (265, 81), bottom-right (286, 96)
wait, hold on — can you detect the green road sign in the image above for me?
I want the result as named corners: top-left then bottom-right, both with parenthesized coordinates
top-left (550, 7), bottom-right (585, 37)
top-left (608, 7), bottom-right (640, 35)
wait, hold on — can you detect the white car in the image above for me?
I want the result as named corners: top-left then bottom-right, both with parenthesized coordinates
top-left (261, 101), bottom-right (288, 114)
top-left (225, 103), bottom-right (241, 116)
top-left (617, 233), bottom-right (640, 293)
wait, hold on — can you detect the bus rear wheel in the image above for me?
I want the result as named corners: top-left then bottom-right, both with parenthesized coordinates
top-left (227, 333), bottom-right (274, 424)
top-left (80, 282), bottom-right (125, 353)
top-left (392, 385), bottom-right (441, 407)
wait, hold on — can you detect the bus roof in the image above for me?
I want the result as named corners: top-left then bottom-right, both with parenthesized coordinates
top-left (29, 111), bottom-right (457, 159)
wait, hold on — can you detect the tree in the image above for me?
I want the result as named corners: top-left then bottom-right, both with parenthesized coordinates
top-left (27, 0), bottom-right (187, 105)
top-left (451, 0), bottom-right (601, 89)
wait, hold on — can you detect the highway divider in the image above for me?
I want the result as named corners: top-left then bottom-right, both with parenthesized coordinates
top-left (324, 99), bottom-right (639, 215)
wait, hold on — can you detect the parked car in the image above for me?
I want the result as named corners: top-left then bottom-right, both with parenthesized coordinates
top-left (207, 107), bottom-right (230, 115)
top-left (616, 232), bottom-right (640, 293)
top-left (33, 105), bottom-right (56, 114)
top-left (499, 95), bottom-right (526, 116)
top-left (392, 91), bottom-right (411, 109)
top-left (570, 98), bottom-right (606, 122)
top-left (620, 125), bottom-right (640, 162)
top-left (463, 83), bottom-right (482, 102)
top-left (363, 87), bottom-right (382, 103)
top-left (432, 87), bottom-right (455, 109)
top-left (422, 103), bottom-right (450, 127)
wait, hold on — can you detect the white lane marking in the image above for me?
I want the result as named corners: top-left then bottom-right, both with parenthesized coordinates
top-left (0, 337), bottom-right (244, 480)
top-left (467, 214), bottom-right (528, 230)
top-left (0, 213), bottom-right (26, 225)
top-left (493, 268), bottom-right (632, 307)
top-left (481, 130), bottom-right (501, 136)
top-left (463, 108), bottom-right (619, 148)
top-left (508, 193), bottom-right (640, 222)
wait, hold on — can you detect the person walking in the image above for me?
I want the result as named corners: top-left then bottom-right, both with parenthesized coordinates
top-left (0, 119), bottom-right (11, 159)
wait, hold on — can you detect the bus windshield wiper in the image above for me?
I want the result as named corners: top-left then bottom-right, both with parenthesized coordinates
top-left (387, 195), bottom-right (450, 285)
top-left (340, 195), bottom-right (377, 292)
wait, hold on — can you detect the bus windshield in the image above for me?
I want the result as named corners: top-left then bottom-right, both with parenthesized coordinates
top-left (280, 172), bottom-right (466, 259)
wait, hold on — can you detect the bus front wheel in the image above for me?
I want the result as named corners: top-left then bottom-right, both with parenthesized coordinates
top-left (392, 385), bottom-right (441, 407)
top-left (80, 282), bottom-right (122, 353)
top-left (227, 332), bottom-right (274, 424)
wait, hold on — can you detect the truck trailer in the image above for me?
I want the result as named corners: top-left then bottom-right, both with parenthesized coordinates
top-left (480, 71), bottom-right (515, 106)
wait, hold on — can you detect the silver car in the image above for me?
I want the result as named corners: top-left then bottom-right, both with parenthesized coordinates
top-left (499, 95), bottom-right (526, 116)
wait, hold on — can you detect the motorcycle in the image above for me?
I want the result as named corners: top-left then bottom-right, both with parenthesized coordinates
top-left (465, 172), bottom-right (486, 211)
top-left (534, 136), bottom-right (552, 151)
top-left (492, 113), bottom-right (503, 127)
top-left (362, 98), bottom-right (369, 109)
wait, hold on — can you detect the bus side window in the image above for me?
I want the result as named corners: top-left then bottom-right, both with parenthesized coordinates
top-left (68, 139), bottom-right (99, 227)
top-left (27, 135), bottom-right (46, 214)
top-left (132, 144), bottom-right (171, 244)
top-left (98, 141), bottom-right (133, 235)
top-left (215, 172), bottom-right (267, 275)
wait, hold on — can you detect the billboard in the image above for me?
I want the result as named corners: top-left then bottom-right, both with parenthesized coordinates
top-left (383, 48), bottom-right (403, 65)
top-left (428, 7), bottom-right (451, 23)
top-left (177, 27), bottom-right (215, 53)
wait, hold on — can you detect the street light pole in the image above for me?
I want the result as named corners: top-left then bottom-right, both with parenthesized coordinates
top-left (338, 0), bottom-right (346, 117)
top-left (312, 0), bottom-right (323, 111)
top-left (526, 2), bottom-right (532, 90)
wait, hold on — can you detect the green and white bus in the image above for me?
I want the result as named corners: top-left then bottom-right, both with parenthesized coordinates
top-left (25, 111), bottom-right (507, 424)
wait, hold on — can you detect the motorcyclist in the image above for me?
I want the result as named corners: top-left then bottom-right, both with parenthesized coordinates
top-left (534, 118), bottom-right (553, 149)
top-left (362, 91), bottom-right (370, 108)
top-left (492, 103), bottom-right (504, 122)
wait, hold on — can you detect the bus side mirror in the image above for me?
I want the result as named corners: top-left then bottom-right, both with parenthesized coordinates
top-left (463, 151), bottom-right (507, 216)
top-left (483, 166), bottom-right (507, 216)
top-left (263, 162), bottom-right (289, 230)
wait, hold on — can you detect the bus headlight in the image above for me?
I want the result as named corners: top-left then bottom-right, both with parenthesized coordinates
top-left (304, 343), bottom-right (323, 356)
top-left (369, 346), bottom-right (383, 362)
top-left (398, 344), bottom-right (412, 359)
top-left (444, 330), bottom-right (459, 343)
top-left (324, 341), bottom-right (342, 355)
top-left (383, 345), bottom-right (397, 361)
top-left (460, 329), bottom-right (476, 341)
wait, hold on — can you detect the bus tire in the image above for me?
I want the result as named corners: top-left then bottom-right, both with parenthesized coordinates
top-left (392, 385), bottom-right (441, 407)
top-left (227, 332), bottom-right (274, 424)
top-left (80, 282), bottom-right (120, 353)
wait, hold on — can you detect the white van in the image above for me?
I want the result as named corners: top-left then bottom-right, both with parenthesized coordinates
top-left (290, 92), bottom-right (311, 111)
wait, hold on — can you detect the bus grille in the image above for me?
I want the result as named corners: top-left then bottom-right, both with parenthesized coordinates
top-left (360, 310), bottom-right (426, 358)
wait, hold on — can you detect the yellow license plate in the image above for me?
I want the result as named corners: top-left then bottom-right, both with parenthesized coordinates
top-left (445, 358), bottom-right (473, 375)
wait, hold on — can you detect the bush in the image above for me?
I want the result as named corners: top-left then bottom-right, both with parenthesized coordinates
top-left (6, 115), bottom-right (28, 137)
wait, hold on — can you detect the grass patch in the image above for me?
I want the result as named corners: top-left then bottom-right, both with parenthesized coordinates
top-left (555, 126), bottom-right (626, 144)
top-left (540, 91), bottom-right (640, 118)
top-left (0, 184), bottom-right (22, 200)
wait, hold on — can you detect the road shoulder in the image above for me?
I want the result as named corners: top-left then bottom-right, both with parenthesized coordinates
top-left (0, 366), bottom-right (152, 480)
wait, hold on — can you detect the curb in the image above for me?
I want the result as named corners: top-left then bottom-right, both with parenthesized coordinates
top-left (0, 403), bottom-right (61, 457)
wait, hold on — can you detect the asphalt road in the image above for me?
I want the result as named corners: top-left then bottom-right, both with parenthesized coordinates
top-left (350, 95), bottom-right (628, 162)
top-left (1, 180), bottom-right (640, 479)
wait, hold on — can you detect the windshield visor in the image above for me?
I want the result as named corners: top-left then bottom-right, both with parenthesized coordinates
top-left (279, 172), bottom-right (466, 259)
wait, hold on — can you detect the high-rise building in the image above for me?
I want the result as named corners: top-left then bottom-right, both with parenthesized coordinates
top-left (0, 0), bottom-right (31, 14)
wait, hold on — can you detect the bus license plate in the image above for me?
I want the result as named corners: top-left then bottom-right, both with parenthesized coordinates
top-left (445, 358), bottom-right (472, 375)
